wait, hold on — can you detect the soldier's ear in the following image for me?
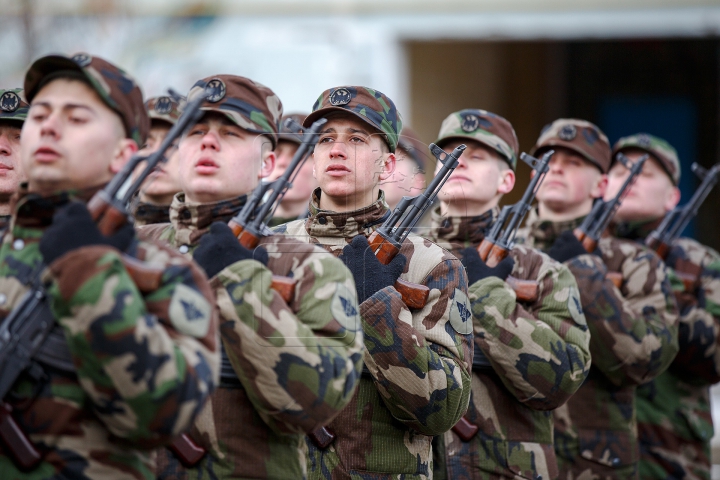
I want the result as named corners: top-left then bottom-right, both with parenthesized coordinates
top-left (259, 146), bottom-right (275, 179)
top-left (497, 167), bottom-right (515, 195)
top-left (664, 185), bottom-right (680, 212)
top-left (110, 138), bottom-right (138, 174)
top-left (590, 173), bottom-right (608, 199)
top-left (378, 152), bottom-right (396, 181)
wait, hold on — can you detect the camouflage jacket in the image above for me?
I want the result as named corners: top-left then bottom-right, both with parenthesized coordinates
top-left (139, 193), bottom-right (364, 480)
top-left (131, 199), bottom-right (170, 226)
top-left (0, 189), bottom-right (219, 479)
top-left (425, 208), bottom-right (590, 480)
top-left (0, 213), bottom-right (9, 235)
top-left (516, 211), bottom-right (679, 480)
top-left (614, 221), bottom-right (720, 480)
top-left (276, 191), bottom-right (473, 480)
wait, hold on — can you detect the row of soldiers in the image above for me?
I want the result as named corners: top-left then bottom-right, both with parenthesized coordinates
top-left (0, 51), bottom-right (716, 480)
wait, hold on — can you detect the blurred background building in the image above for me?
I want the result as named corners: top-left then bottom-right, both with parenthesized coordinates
top-left (2, 0), bottom-right (720, 470)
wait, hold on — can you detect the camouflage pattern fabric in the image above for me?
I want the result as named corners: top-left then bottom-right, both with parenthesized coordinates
top-left (612, 221), bottom-right (720, 480)
top-left (303, 86), bottom-right (403, 152)
top-left (434, 109), bottom-right (519, 170)
top-left (0, 187), bottom-right (219, 479)
top-left (0, 214), bottom-right (9, 233)
top-left (530, 118), bottom-right (611, 173)
top-left (131, 199), bottom-right (170, 226)
top-left (612, 133), bottom-right (681, 185)
top-left (139, 192), bottom-right (364, 480)
top-left (425, 207), bottom-right (590, 480)
top-left (24, 53), bottom-right (149, 147)
top-left (275, 189), bottom-right (473, 480)
top-left (516, 210), bottom-right (679, 480)
top-left (0, 88), bottom-right (29, 124)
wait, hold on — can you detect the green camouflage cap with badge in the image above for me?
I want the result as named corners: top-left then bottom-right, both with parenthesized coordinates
top-left (613, 133), bottom-right (681, 185)
top-left (435, 109), bottom-right (519, 170)
top-left (146, 94), bottom-right (184, 127)
top-left (531, 118), bottom-right (611, 173)
top-left (24, 53), bottom-right (149, 147)
top-left (303, 86), bottom-right (403, 152)
top-left (0, 89), bottom-right (29, 124)
top-left (278, 113), bottom-right (307, 145)
top-left (186, 75), bottom-right (283, 147)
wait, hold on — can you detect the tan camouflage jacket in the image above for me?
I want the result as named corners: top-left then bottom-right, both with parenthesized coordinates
top-left (516, 210), bottom-right (679, 479)
top-left (276, 190), bottom-right (473, 480)
top-left (139, 193), bottom-right (364, 480)
top-left (425, 207), bottom-right (590, 480)
top-left (131, 199), bottom-right (171, 226)
top-left (0, 188), bottom-right (219, 480)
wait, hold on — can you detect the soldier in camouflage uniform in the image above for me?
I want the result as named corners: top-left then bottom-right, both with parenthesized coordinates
top-left (515, 119), bottom-right (679, 479)
top-left (275, 86), bottom-right (474, 479)
top-left (607, 133), bottom-right (720, 480)
top-left (138, 75), bottom-right (364, 479)
top-left (424, 109), bottom-right (590, 480)
top-left (0, 53), bottom-right (219, 479)
top-left (380, 125), bottom-right (428, 211)
top-left (131, 94), bottom-right (184, 226)
top-left (0, 88), bottom-right (29, 232)
top-left (268, 113), bottom-right (317, 227)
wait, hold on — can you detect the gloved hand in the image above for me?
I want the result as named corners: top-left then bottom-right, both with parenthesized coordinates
top-left (548, 231), bottom-right (589, 263)
top-left (339, 235), bottom-right (407, 304)
top-left (40, 202), bottom-right (135, 265)
top-left (459, 247), bottom-right (515, 285)
top-left (193, 222), bottom-right (268, 278)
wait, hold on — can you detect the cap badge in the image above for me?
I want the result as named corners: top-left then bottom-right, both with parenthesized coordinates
top-left (205, 79), bottom-right (226, 103)
top-left (637, 134), bottom-right (652, 147)
top-left (0, 92), bottom-right (20, 113)
top-left (329, 88), bottom-right (352, 106)
top-left (154, 96), bottom-right (174, 114)
top-left (71, 53), bottom-right (92, 67)
top-left (461, 113), bottom-right (480, 133)
top-left (558, 125), bottom-right (577, 141)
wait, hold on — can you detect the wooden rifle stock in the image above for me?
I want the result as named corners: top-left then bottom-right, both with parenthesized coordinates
top-left (476, 239), bottom-right (539, 303)
top-left (367, 232), bottom-right (430, 309)
top-left (169, 433), bottom-right (206, 467)
top-left (451, 416), bottom-right (479, 442)
top-left (228, 220), bottom-right (297, 304)
top-left (308, 426), bottom-right (336, 449)
top-left (0, 401), bottom-right (41, 470)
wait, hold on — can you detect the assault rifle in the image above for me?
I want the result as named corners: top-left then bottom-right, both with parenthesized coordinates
top-left (227, 117), bottom-right (327, 304)
top-left (646, 162), bottom-right (720, 291)
top-left (573, 153), bottom-right (648, 288)
top-left (477, 150), bottom-right (554, 304)
top-left (0, 88), bottom-right (209, 470)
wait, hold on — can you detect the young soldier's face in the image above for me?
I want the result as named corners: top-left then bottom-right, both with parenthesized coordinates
top-left (178, 112), bottom-right (274, 203)
top-left (437, 139), bottom-right (513, 213)
top-left (605, 151), bottom-right (679, 222)
top-left (536, 147), bottom-right (606, 213)
top-left (268, 140), bottom-right (317, 203)
top-left (313, 115), bottom-right (394, 210)
top-left (0, 124), bottom-right (24, 196)
top-left (137, 123), bottom-right (182, 203)
top-left (21, 78), bottom-right (135, 193)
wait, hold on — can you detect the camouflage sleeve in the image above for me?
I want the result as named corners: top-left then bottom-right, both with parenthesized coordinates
top-left (46, 244), bottom-right (219, 448)
top-left (664, 242), bottom-right (720, 384)
top-left (215, 255), bottom-right (364, 434)
top-left (468, 256), bottom-right (590, 410)
top-left (359, 258), bottom-right (472, 436)
top-left (570, 240), bottom-right (679, 386)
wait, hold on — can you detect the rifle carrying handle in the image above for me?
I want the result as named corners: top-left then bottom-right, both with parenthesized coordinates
top-left (451, 416), bottom-right (479, 442)
top-left (308, 426), bottom-right (336, 449)
top-left (0, 401), bottom-right (41, 471)
top-left (169, 433), bottom-right (206, 467)
top-left (367, 232), bottom-right (429, 309)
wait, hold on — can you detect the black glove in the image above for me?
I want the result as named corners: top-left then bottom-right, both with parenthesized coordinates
top-left (192, 222), bottom-right (268, 278)
top-left (547, 231), bottom-right (589, 263)
top-left (339, 235), bottom-right (407, 304)
top-left (40, 202), bottom-right (135, 264)
top-left (459, 247), bottom-right (515, 285)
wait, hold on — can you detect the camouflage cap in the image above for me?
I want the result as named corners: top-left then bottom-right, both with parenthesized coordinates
top-left (434, 109), bottom-right (519, 170)
top-left (24, 53), bottom-right (149, 147)
top-left (146, 94), bottom-right (184, 127)
top-left (397, 126), bottom-right (430, 172)
top-left (187, 75), bottom-right (283, 147)
top-left (303, 86), bottom-right (402, 152)
top-left (0, 89), bottom-right (29, 125)
top-left (612, 133), bottom-right (680, 185)
top-left (278, 113), bottom-right (307, 145)
top-left (531, 118), bottom-right (611, 173)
